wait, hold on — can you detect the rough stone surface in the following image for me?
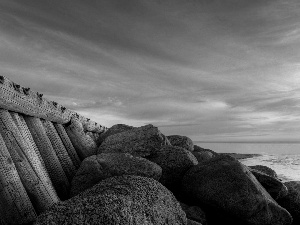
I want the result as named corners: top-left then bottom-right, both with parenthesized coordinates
top-left (167, 135), bottom-right (194, 152)
top-left (180, 202), bottom-right (206, 225)
top-left (86, 131), bottom-right (102, 146)
top-left (70, 153), bottom-right (162, 197)
top-left (250, 169), bottom-right (288, 200)
top-left (193, 145), bottom-right (218, 156)
top-left (192, 151), bottom-right (214, 162)
top-left (182, 155), bottom-right (292, 225)
top-left (99, 124), bottom-right (134, 144)
top-left (36, 175), bottom-right (187, 225)
top-left (249, 165), bottom-right (278, 178)
top-left (187, 219), bottom-right (202, 225)
top-left (98, 124), bottom-right (171, 157)
top-left (148, 145), bottom-right (198, 195)
top-left (277, 181), bottom-right (300, 225)
top-left (65, 118), bottom-right (97, 159)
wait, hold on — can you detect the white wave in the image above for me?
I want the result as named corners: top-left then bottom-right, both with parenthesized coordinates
top-left (240, 154), bottom-right (300, 182)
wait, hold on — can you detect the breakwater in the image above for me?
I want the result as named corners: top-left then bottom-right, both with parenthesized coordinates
top-left (0, 75), bottom-right (107, 224)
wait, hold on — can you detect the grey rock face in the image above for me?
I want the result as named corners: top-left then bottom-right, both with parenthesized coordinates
top-left (187, 219), bottom-right (202, 225)
top-left (250, 169), bottom-right (288, 200)
top-left (249, 165), bottom-right (278, 178)
top-left (277, 181), bottom-right (300, 225)
top-left (193, 145), bottom-right (218, 156)
top-left (167, 135), bottom-right (194, 152)
top-left (182, 155), bottom-right (292, 225)
top-left (192, 151), bottom-right (214, 162)
top-left (86, 131), bottom-right (102, 146)
top-left (98, 124), bottom-right (134, 144)
top-left (64, 118), bottom-right (97, 160)
top-left (148, 145), bottom-right (198, 195)
top-left (180, 202), bottom-right (207, 225)
top-left (70, 153), bottom-right (162, 197)
top-left (36, 175), bottom-right (187, 225)
top-left (98, 124), bottom-right (171, 157)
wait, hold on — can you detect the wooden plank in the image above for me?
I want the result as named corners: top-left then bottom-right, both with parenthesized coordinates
top-left (24, 116), bottom-right (70, 200)
top-left (54, 123), bottom-right (81, 169)
top-left (42, 120), bottom-right (76, 182)
top-left (0, 75), bottom-right (107, 133)
top-left (0, 132), bottom-right (37, 224)
top-left (10, 112), bottom-right (59, 202)
top-left (0, 110), bottom-right (58, 214)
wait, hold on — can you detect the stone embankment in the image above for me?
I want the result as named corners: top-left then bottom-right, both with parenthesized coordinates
top-left (0, 76), bottom-right (300, 225)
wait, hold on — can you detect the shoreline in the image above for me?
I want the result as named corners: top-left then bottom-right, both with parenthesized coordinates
top-left (219, 153), bottom-right (262, 160)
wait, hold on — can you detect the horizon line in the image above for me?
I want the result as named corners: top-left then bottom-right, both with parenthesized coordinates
top-left (194, 141), bottom-right (300, 144)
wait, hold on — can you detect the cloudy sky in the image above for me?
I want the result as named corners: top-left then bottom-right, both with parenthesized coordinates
top-left (1, 0), bottom-right (300, 142)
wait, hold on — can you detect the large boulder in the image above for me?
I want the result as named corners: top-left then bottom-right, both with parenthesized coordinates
top-left (167, 135), bottom-right (194, 152)
top-left (98, 124), bottom-right (170, 157)
top-left (192, 151), bottom-right (214, 162)
top-left (250, 169), bottom-right (288, 200)
top-left (98, 124), bottom-right (134, 144)
top-left (192, 145), bottom-right (216, 163)
top-left (70, 153), bottom-right (162, 197)
top-left (180, 202), bottom-right (207, 225)
top-left (187, 219), bottom-right (202, 225)
top-left (182, 155), bottom-right (292, 225)
top-left (36, 175), bottom-right (187, 225)
top-left (249, 165), bottom-right (278, 178)
top-left (148, 146), bottom-right (198, 196)
top-left (193, 145), bottom-right (218, 156)
top-left (64, 118), bottom-right (97, 159)
top-left (277, 181), bottom-right (300, 225)
top-left (86, 131), bottom-right (102, 146)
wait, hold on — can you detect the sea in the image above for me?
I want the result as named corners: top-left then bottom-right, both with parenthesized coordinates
top-left (195, 142), bottom-right (300, 182)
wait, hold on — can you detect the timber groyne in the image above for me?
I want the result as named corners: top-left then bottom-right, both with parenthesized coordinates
top-left (0, 75), bottom-right (107, 224)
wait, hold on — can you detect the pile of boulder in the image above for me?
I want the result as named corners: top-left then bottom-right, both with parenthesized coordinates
top-left (35, 124), bottom-right (300, 225)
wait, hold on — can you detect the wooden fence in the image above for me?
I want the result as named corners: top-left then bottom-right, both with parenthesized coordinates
top-left (0, 75), bottom-right (107, 224)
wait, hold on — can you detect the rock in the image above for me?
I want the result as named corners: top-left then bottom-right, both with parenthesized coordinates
top-left (277, 181), bottom-right (300, 225)
top-left (98, 124), bottom-right (171, 157)
top-left (180, 202), bottom-right (207, 225)
top-left (192, 145), bottom-right (216, 162)
top-left (250, 169), bottom-right (288, 200)
top-left (193, 145), bottom-right (218, 156)
top-left (70, 153), bottom-right (162, 197)
top-left (187, 219), bottom-right (202, 225)
top-left (86, 131), bottom-right (102, 146)
top-left (98, 124), bottom-right (134, 144)
top-left (64, 118), bottom-right (97, 159)
top-left (167, 135), bottom-right (194, 151)
top-left (148, 146), bottom-right (198, 196)
top-left (182, 155), bottom-right (292, 225)
top-left (249, 165), bottom-right (278, 178)
top-left (192, 151), bottom-right (214, 162)
top-left (36, 175), bottom-right (187, 225)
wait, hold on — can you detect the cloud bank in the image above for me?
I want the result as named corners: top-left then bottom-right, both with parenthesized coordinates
top-left (1, 0), bottom-right (300, 142)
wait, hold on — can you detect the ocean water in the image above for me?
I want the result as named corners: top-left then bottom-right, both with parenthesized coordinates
top-left (195, 142), bottom-right (300, 182)
top-left (240, 154), bottom-right (300, 182)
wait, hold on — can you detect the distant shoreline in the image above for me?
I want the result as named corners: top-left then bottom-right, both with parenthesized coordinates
top-left (219, 153), bottom-right (262, 160)
top-left (195, 141), bottom-right (300, 144)
top-left (195, 142), bottom-right (300, 155)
